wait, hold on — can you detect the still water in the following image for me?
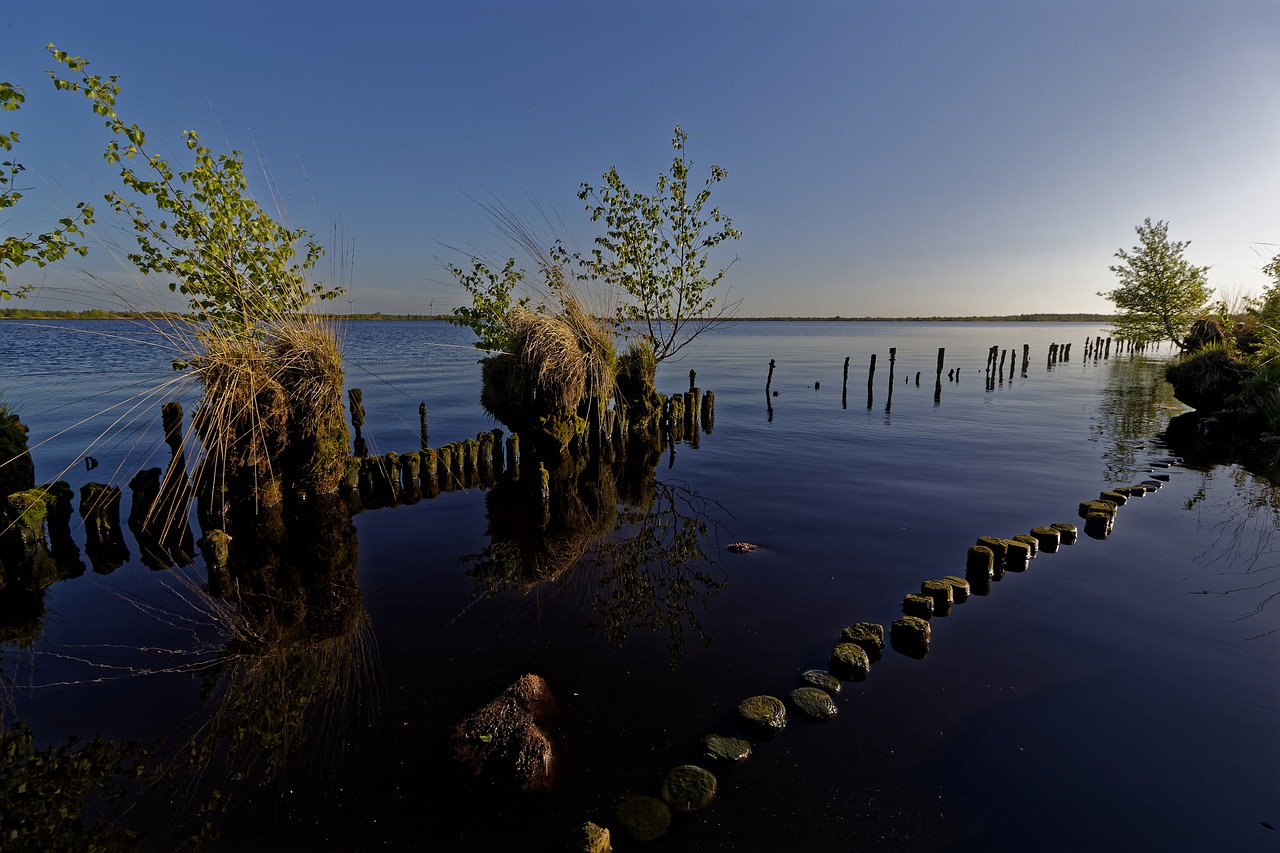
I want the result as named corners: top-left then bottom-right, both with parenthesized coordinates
top-left (1, 320), bottom-right (1277, 851)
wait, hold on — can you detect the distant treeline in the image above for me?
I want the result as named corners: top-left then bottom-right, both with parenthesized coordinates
top-left (0, 308), bottom-right (184, 320)
top-left (738, 313), bottom-right (1114, 322)
top-left (0, 308), bottom-right (1112, 323)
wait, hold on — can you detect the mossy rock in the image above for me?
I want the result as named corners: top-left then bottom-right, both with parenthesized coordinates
top-left (1120, 484), bottom-right (1146, 498)
top-left (1099, 490), bottom-right (1128, 506)
top-left (839, 621), bottom-right (884, 654)
top-left (615, 795), bottom-right (671, 842)
top-left (736, 695), bottom-right (787, 736)
top-left (659, 764), bottom-right (717, 812)
top-left (966, 545), bottom-right (994, 577)
top-left (902, 593), bottom-right (933, 618)
top-left (829, 642), bottom-right (871, 680)
top-left (800, 669), bottom-right (841, 695)
top-left (1030, 526), bottom-right (1060, 552)
top-left (941, 575), bottom-right (970, 602)
top-left (890, 616), bottom-right (930, 659)
top-left (976, 536), bottom-right (1008, 561)
top-left (920, 579), bottom-right (954, 607)
top-left (565, 821), bottom-right (611, 853)
top-left (700, 733), bottom-right (751, 763)
top-left (789, 686), bottom-right (838, 720)
top-left (1011, 534), bottom-right (1039, 557)
top-left (1051, 522), bottom-right (1078, 544)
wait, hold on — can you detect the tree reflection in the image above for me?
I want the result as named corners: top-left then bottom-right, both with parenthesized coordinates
top-left (169, 493), bottom-right (378, 845)
top-left (1091, 356), bottom-right (1182, 480)
top-left (464, 440), bottom-right (729, 668)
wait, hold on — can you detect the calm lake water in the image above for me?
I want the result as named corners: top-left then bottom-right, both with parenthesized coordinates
top-left (1, 319), bottom-right (1277, 851)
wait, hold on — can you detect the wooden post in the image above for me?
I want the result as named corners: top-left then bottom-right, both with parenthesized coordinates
top-left (419, 401), bottom-right (429, 451)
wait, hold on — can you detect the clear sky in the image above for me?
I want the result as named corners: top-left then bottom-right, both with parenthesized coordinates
top-left (5, 0), bottom-right (1280, 317)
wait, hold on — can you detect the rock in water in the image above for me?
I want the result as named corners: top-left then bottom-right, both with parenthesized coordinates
top-left (452, 673), bottom-right (557, 791)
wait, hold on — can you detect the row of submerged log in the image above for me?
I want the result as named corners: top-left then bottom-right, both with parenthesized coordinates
top-left (565, 449), bottom-right (1182, 848)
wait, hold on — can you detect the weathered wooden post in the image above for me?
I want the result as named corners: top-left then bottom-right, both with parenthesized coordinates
top-left (348, 388), bottom-right (366, 457)
top-left (419, 402), bottom-right (429, 451)
top-left (689, 369), bottom-right (697, 393)
top-left (766, 359), bottom-right (776, 394)
top-left (701, 390), bottom-right (715, 433)
top-left (1021, 343), bottom-right (1030, 375)
top-left (1104, 337), bottom-right (1112, 358)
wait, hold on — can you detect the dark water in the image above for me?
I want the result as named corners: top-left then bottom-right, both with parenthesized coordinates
top-left (1, 320), bottom-right (1277, 851)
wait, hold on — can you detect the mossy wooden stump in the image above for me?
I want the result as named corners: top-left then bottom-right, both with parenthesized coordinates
top-left (941, 576), bottom-right (970, 602)
top-left (566, 822), bottom-right (611, 853)
top-left (840, 621), bottom-right (885, 658)
top-left (1012, 533), bottom-right (1039, 558)
top-left (789, 686), bottom-right (838, 720)
top-left (1030, 526), bottom-right (1061, 552)
top-left (660, 764), bottom-right (717, 811)
top-left (800, 670), bottom-right (841, 695)
top-left (967, 545), bottom-right (994, 579)
top-left (1085, 512), bottom-right (1113, 540)
top-left (902, 593), bottom-right (934, 618)
top-left (891, 615), bottom-right (930, 659)
top-left (737, 695), bottom-right (787, 737)
top-left (1003, 538), bottom-right (1032, 571)
top-left (920, 579), bottom-right (954, 608)
top-left (829, 642), bottom-right (871, 680)
top-left (1051, 522), bottom-right (1078, 544)
top-left (701, 733), bottom-right (752, 763)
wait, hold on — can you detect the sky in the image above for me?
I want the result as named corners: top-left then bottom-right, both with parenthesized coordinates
top-left (5, 0), bottom-right (1280, 317)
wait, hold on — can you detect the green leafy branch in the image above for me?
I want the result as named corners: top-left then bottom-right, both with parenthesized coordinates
top-left (45, 45), bottom-right (338, 342)
top-left (0, 80), bottom-right (95, 301)
top-left (578, 125), bottom-right (741, 362)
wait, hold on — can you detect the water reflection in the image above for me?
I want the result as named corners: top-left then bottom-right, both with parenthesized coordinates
top-left (1163, 413), bottom-right (1280, 633)
top-left (464, 440), bottom-right (729, 668)
top-left (1091, 356), bottom-right (1181, 480)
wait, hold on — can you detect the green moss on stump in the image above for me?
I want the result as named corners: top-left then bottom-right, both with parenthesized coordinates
top-left (920, 579), bottom-right (954, 607)
top-left (565, 821), bottom-right (612, 853)
top-left (700, 733), bottom-right (751, 763)
top-left (659, 764), bottom-right (717, 812)
top-left (1085, 512), bottom-right (1112, 540)
top-left (840, 621), bottom-right (884, 654)
top-left (789, 686), bottom-right (838, 720)
top-left (1051, 522), bottom-right (1078, 544)
top-left (941, 575), bottom-right (970, 602)
top-left (976, 536), bottom-right (1008, 561)
top-left (1030, 526), bottom-right (1061, 552)
top-left (1003, 538), bottom-right (1032, 570)
top-left (6, 490), bottom-right (47, 533)
top-left (1099, 490), bottom-right (1128, 506)
top-left (890, 616), bottom-right (931, 659)
top-left (1078, 499), bottom-right (1117, 519)
top-left (736, 695), bottom-right (787, 736)
top-left (1012, 534), bottom-right (1039, 557)
top-left (615, 795), bottom-right (671, 842)
top-left (967, 545), bottom-right (994, 577)
top-left (800, 670), bottom-right (841, 695)
top-left (829, 642), bottom-right (871, 680)
top-left (902, 593), bottom-right (933, 618)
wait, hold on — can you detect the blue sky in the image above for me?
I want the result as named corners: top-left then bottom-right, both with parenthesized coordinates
top-left (5, 1), bottom-right (1280, 316)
